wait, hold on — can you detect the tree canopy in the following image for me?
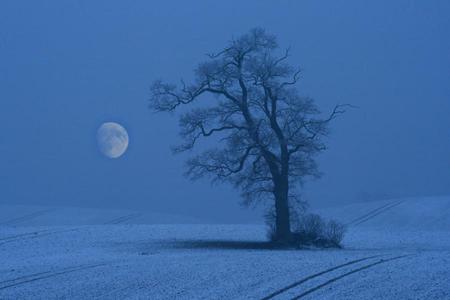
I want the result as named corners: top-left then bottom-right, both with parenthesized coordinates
top-left (150, 28), bottom-right (345, 240)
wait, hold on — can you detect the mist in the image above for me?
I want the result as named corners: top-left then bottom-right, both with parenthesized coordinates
top-left (1, 0), bottom-right (449, 223)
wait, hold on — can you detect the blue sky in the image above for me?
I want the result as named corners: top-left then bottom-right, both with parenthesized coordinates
top-left (0, 0), bottom-right (449, 222)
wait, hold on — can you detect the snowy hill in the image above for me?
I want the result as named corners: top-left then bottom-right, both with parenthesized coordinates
top-left (3, 195), bottom-right (449, 230)
top-left (314, 196), bottom-right (450, 231)
top-left (310, 196), bottom-right (450, 252)
top-left (0, 197), bottom-right (449, 299)
top-left (0, 204), bottom-right (201, 226)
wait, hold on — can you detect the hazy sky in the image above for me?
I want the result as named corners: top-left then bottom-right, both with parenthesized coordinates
top-left (1, 0), bottom-right (449, 223)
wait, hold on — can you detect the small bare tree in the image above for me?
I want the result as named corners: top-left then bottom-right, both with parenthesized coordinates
top-left (149, 28), bottom-right (345, 242)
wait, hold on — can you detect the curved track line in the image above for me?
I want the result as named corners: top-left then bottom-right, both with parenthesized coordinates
top-left (260, 255), bottom-right (382, 300)
top-left (105, 213), bottom-right (141, 225)
top-left (0, 228), bottom-right (81, 247)
top-left (352, 200), bottom-right (404, 226)
top-left (0, 263), bottom-right (107, 290)
top-left (291, 254), bottom-right (412, 299)
top-left (0, 230), bottom-right (51, 242)
top-left (0, 270), bottom-right (55, 285)
top-left (346, 202), bottom-right (395, 226)
top-left (0, 210), bottom-right (53, 226)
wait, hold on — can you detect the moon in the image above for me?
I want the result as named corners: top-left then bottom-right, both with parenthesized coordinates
top-left (97, 122), bottom-right (129, 158)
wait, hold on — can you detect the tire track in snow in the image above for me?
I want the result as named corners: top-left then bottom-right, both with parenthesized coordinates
top-left (290, 254), bottom-right (412, 299)
top-left (0, 270), bottom-right (55, 286)
top-left (104, 213), bottom-right (141, 225)
top-left (346, 202), bottom-right (394, 226)
top-left (0, 229), bottom-right (51, 242)
top-left (0, 228), bottom-right (81, 247)
top-left (261, 254), bottom-right (412, 300)
top-left (352, 200), bottom-right (405, 226)
top-left (261, 255), bottom-right (382, 300)
top-left (346, 200), bottom-right (404, 227)
top-left (0, 210), bottom-right (54, 226)
top-left (0, 263), bottom-right (108, 291)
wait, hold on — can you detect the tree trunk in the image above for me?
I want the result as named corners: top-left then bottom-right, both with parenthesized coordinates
top-left (274, 175), bottom-right (291, 242)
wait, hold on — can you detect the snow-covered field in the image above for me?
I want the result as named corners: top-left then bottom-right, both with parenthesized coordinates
top-left (1, 197), bottom-right (449, 299)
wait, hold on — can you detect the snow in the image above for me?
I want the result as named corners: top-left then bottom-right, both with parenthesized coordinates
top-left (0, 204), bottom-right (202, 226)
top-left (314, 196), bottom-right (450, 230)
top-left (0, 197), bottom-right (449, 299)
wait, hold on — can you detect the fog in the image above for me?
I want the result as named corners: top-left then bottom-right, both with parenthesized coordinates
top-left (1, 0), bottom-right (449, 223)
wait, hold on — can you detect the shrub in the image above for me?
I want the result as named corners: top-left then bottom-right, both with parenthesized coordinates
top-left (265, 210), bottom-right (346, 248)
top-left (292, 213), bottom-right (346, 248)
top-left (295, 214), bottom-right (324, 242)
top-left (323, 219), bottom-right (346, 247)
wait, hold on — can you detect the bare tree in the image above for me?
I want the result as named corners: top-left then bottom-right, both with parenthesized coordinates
top-left (149, 28), bottom-right (345, 242)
